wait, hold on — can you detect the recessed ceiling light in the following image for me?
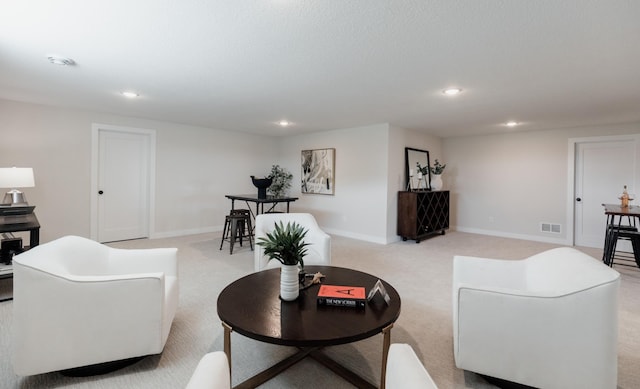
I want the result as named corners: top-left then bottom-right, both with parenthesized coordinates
top-left (442, 87), bottom-right (462, 96)
top-left (47, 56), bottom-right (75, 66)
top-left (278, 120), bottom-right (290, 127)
top-left (505, 121), bottom-right (519, 127)
top-left (121, 91), bottom-right (139, 98)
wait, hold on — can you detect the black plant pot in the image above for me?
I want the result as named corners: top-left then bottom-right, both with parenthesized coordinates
top-left (251, 176), bottom-right (273, 199)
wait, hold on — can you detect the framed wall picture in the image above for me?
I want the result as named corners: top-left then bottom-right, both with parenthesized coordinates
top-left (405, 147), bottom-right (431, 191)
top-left (301, 148), bottom-right (335, 195)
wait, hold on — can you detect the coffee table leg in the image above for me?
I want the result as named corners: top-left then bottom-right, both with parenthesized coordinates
top-left (222, 322), bottom-right (233, 378)
top-left (380, 323), bottom-right (393, 389)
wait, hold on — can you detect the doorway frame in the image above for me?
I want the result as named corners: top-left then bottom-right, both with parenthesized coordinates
top-left (90, 123), bottom-right (156, 241)
top-left (567, 133), bottom-right (639, 246)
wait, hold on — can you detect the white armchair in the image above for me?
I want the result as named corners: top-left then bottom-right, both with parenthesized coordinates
top-left (12, 235), bottom-right (179, 376)
top-left (453, 247), bottom-right (620, 389)
top-left (386, 343), bottom-right (438, 389)
top-left (254, 213), bottom-right (331, 272)
top-left (185, 352), bottom-right (230, 389)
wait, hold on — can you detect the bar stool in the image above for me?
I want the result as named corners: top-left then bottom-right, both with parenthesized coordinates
top-left (219, 209), bottom-right (253, 255)
top-left (606, 225), bottom-right (640, 268)
top-left (602, 204), bottom-right (640, 269)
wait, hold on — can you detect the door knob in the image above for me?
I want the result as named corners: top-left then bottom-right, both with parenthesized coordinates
top-left (98, 190), bottom-right (104, 195)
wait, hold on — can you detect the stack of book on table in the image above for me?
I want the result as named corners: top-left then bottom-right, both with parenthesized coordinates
top-left (317, 284), bottom-right (366, 309)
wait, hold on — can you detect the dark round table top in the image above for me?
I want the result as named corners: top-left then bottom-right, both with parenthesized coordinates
top-left (217, 266), bottom-right (401, 347)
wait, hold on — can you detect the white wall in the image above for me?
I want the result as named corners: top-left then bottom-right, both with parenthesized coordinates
top-left (0, 99), bottom-right (277, 242)
top-left (443, 123), bottom-right (640, 244)
top-left (151, 122), bottom-right (277, 238)
top-left (278, 124), bottom-right (391, 243)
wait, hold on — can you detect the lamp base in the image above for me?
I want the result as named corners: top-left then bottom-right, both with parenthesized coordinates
top-left (2, 190), bottom-right (28, 206)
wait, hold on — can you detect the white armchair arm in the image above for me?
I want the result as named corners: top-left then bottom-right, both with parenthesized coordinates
top-left (302, 226), bottom-right (331, 263)
top-left (185, 352), bottom-right (230, 389)
top-left (108, 247), bottom-right (178, 276)
top-left (386, 344), bottom-right (438, 389)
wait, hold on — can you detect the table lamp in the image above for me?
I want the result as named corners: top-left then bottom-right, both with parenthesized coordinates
top-left (0, 167), bottom-right (35, 206)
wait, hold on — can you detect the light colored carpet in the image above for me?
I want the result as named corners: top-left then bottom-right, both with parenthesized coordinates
top-left (1, 231), bottom-right (639, 388)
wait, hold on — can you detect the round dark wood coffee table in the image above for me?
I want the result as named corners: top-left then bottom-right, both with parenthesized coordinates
top-left (217, 265), bottom-right (401, 389)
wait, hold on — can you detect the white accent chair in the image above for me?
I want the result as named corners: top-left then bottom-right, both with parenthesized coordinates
top-left (386, 343), bottom-right (438, 389)
top-left (254, 213), bottom-right (331, 272)
top-left (12, 235), bottom-right (179, 376)
top-left (185, 352), bottom-right (230, 389)
top-left (453, 247), bottom-right (620, 389)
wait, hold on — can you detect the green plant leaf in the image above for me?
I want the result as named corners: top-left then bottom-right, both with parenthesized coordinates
top-left (430, 159), bottom-right (446, 175)
top-left (267, 164), bottom-right (293, 197)
top-left (256, 221), bottom-right (311, 266)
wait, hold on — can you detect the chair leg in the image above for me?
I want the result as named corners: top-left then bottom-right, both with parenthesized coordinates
top-left (631, 235), bottom-right (640, 268)
top-left (219, 217), bottom-right (229, 251)
top-left (230, 218), bottom-right (238, 255)
top-left (238, 219), bottom-right (244, 247)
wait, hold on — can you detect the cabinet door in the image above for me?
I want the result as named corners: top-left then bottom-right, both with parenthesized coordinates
top-left (398, 192), bottom-right (418, 238)
top-left (416, 193), bottom-right (430, 235)
top-left (427, 191), bottom-right (449, 231)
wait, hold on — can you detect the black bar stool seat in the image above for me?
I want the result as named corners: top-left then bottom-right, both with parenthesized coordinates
top-left (606, 224), bottom-right (640, 268)
top-left (219, 209), bottom-right (253, 254)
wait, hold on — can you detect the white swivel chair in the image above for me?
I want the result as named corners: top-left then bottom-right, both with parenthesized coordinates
top-left (254, 213), bottom-right (331, 272)
top-left (185, 352), bottom-right (230, 389)
top-left (12, 235), bottom-right (179, 376)
top-left (453, 247), bottom-right (620, 389)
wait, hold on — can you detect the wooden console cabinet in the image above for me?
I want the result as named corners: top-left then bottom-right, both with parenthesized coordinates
top-left (397, 191), bottom-right (449, 243)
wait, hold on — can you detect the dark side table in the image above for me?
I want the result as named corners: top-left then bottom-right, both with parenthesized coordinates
top-left (0, 212), bottom-right (40, 302)
top-left (217, 265), bottom-right (401, 389)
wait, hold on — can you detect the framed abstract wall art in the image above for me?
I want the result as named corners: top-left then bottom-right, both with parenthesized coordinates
top-left (301, 148), bottom-right (335, 195)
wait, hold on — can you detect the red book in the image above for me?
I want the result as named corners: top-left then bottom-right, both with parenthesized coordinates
top-left (317, 285), bottom-right (366, 309)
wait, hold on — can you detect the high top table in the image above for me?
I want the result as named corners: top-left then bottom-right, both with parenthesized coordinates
top-left (217, 265), bottom-right (401, 389)
top-left (602, 203), bottom-right (640, 267)
top-left (225, 194), bottom-right (298, 219)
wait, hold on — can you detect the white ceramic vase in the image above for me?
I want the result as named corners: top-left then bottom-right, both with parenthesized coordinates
top-left (280, 264), bottom-right (300, 301)
top-left (430, 174), bottom-right (443, 191)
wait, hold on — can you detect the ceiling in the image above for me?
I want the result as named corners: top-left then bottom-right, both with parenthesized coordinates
top-left (1, 1), bottom-right (639, 138)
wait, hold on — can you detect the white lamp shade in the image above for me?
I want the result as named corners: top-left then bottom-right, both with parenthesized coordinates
top-left (0, 167), bottom-right (35, 188)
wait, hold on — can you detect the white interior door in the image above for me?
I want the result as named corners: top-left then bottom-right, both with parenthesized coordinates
top-left (95, 127), bottom-right (153, 242)
top-left (574, 137), bottom-right (638, 248)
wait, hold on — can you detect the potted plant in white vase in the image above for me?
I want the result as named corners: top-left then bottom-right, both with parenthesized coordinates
top-left (430, 159), bottom-right (446, 191)
top-left (415, 162), bottom-right (429, 190)
top-left (256, 221), bottom-right (310, 301)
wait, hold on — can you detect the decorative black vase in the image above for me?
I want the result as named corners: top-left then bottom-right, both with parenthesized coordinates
top-left (251, 176), bottom-right (273, 199)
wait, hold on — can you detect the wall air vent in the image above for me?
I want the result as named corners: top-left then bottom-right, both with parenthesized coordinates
top-left (540, 223), bottom-right (561, 234)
